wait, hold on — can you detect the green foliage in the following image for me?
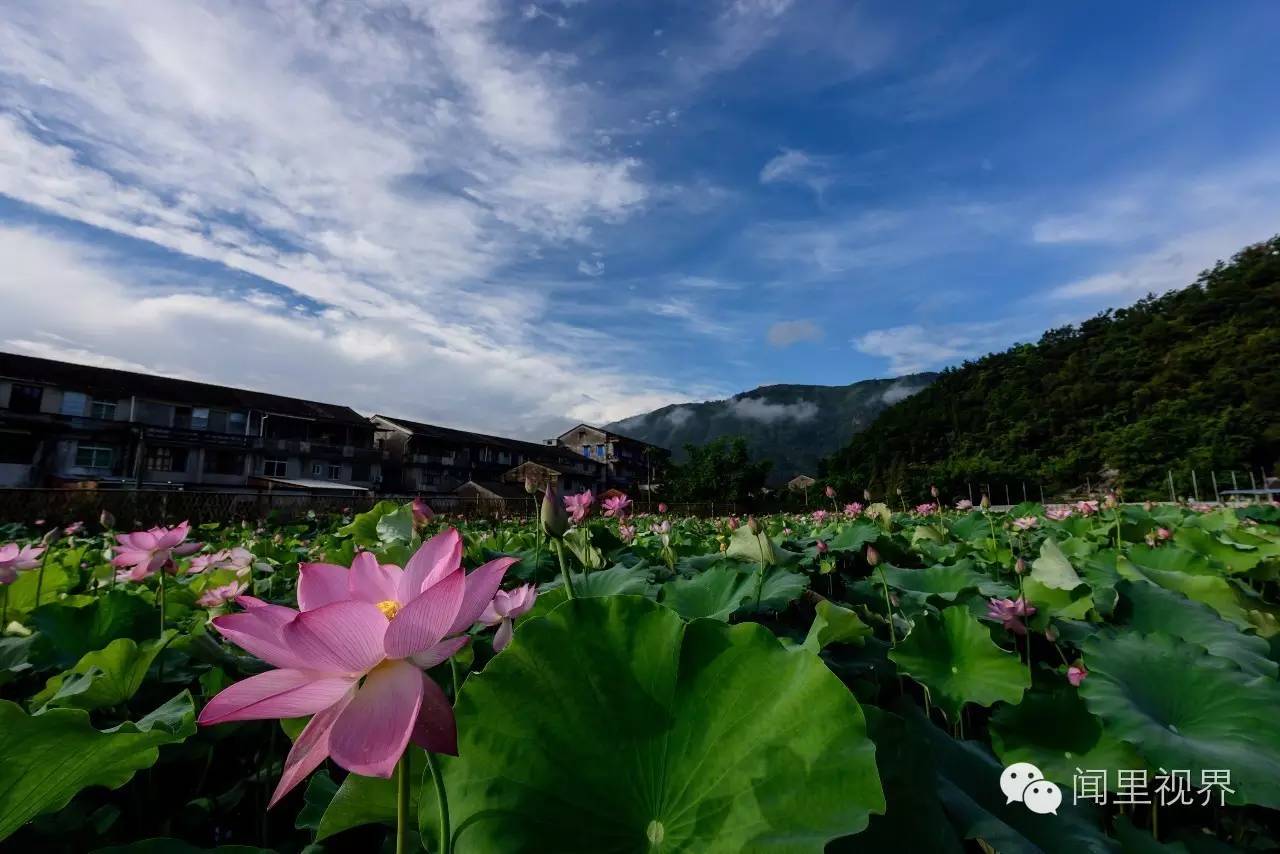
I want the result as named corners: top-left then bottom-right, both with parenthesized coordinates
top-left (825, 236), bottom-right (1280, 498)
top-left (662, 435), bottom-right (773, 502)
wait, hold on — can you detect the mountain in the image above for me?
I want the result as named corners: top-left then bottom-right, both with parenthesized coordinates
top-left (823, 236), bottom-right (1280, 500)
top-left (605, 374), bottom-right (937, 483)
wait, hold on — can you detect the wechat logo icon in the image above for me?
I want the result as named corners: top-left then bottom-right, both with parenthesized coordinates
top-left (1001, 762), bottom-right (1062, 815)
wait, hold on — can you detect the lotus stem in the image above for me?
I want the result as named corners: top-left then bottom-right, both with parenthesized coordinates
top-left (1, 585), bottom-right (7, 627)
top-left (424, 750), bottom-right (450, 854)
top-left (396, 750), bottom-right (412, 854)
top-left (449, 656), bottom-right (461, 700)
top-left (34, 548), bottom-right (50, 608)
top-left (552, 539), bottom-right (575, 600)
top-left (753, 533), bottom-right (767, 611)
top-left (877, 567), bottom-right (896, 646)
top-left (158, 569), bottom-right (166, 636)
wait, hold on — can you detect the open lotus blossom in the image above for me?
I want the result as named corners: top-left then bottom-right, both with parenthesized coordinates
top-left (113, 522), bottom-right (201, 581)
top-left (199, 529), bottom-right (514, 807)
top-left (816, 540), bottom-right (829, 555)
top-left (63, 521), bottom-right (85, 536)
top-left (1067, 663), bottom-right (1088, 686)
top-left (955, 499), bottom-right (974, 510)
top-left (563, 491), bottom-right (594, 524)
top-left (651, 520), bottom-right (671, 536)
top-left (1075, 500), bottom-right (1099, 516)
top-left (914, 502), bottom-right (936, 515)
top-left (657, 502), bottom-right (668, 513)
top-left (726, 516), bottom-right (739, 531)
top-left (188, 547), bottom-right (254, 576)
top-left (198, 580), bottom-right (248, 608)
top-left (618, 523), bottom-right (636, 544)
top-left (1045, 506), bottom-right (1073, 520)
top-left (985, 596), bottom-right (1037, 635)
top-left (812, 510), bottom-right (829, 523)
top-left (1191, 502), bottom-right (1217, 513)
top-left (843, 502), bottom-right (863, 517)
top-left (1156, 527), bottom-right (1172, 540)
top-left (480, 584), bottom-right (537, 652)
top-left (0, 543), bottom-right (45, 584)
top-left (602, 493), bottom-right (632, 518)
top-left (1011, 516), bottom-right (1038, 530)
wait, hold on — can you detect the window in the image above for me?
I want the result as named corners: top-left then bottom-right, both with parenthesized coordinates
top-left (191, 407), bottom-right (210, 430)
top-left (91, 399), bottom-right (117, 421)
top-left (60, 391), bottom-right (88, 416)
top-left (173, 406), bottom-right (192, 429)
top-left (440, 452), bottom-right (455, 466)
top-left (597, 444), bottom-right (606, 458)
top-left (262, 458), bottom-right (287, 477)
top-left (204, 450), bottom-right (244, 475)
top-left (328, 463), bottom-right (341, 480)
top-left (9, 384), bottom-right (43, 414)
top-left (74, 443), bottom-right (114, 469)
top-left (207, 409), bottom-right (228, 433)
top-left (146, 446), bottom-right (189, 472)
top-left (312, 462), bottom-right (324, 477)
top-left (228, 412), bottom-right (247, 434)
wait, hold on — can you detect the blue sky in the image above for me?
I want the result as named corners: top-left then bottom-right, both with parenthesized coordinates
top-left (1, 1), bottom-right (1279, 438)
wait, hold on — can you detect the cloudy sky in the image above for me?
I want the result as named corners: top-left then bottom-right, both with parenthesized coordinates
top-left (2, 1), bottom-right (1278, 438)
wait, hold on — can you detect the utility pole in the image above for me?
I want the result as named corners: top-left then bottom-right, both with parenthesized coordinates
top-left (1168, 470), bottom-right (1176, 504)
top-left (1191, 470), bottom-right (1200, 502)
top-left (1021, 481), bottom-right (1027, 502)
top-left (1211, 471), bottom-right (1220, 503)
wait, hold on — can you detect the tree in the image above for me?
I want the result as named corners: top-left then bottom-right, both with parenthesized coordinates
top-left (664, 436), bottom-right (772, 503)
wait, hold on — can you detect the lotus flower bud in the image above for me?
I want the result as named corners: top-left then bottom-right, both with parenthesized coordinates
top-left (895, 487), bottom-right (902, 496)
top-left (863, 488), bottom-right (871, 502)
top-left (1143, 500), bottom-right (1154, 512)
top-left (931, 485), bottom-right (939, 498)
top-left (411, 497), bottom-right (434, 526)
top-left (865, 545), bottom-right (880, 567)
top-left (100, 509), bottom-right (115, 529)
top-left (747, 516), bottom-right (760, 535)
top-left (540, 485), bottom-right (569, 538)
top-left (1014, 557), bottom-right (1026, 575)
top-left (980, 494), bottom-right (991, 510)
top-left (816, 540), bottom-right (829, 555)
top-left (1044, 624), bottom-right (1059, 643)
top-left (42, 527), bottom-right (63, 546)
top-left (658, 502), bottom-right (668, 513)
top-left (1104, 492), bottom-right (1118, 509)
top-left (825, 485), bottom-right (836, 499)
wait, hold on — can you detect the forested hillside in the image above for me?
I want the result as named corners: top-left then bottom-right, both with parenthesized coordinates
top-left (823, 236), bottom-right (1280, 499)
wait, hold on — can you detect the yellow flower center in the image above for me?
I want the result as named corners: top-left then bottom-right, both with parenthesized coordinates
top-left (376, 599), bottom-right (400, 619)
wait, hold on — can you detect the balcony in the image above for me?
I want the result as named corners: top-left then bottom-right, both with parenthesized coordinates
top-left (144, 424), bottom-right (251, 448)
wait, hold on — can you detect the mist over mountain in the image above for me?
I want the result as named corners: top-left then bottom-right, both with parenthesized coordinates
top-left (605, 375), bottom-right (937, 483)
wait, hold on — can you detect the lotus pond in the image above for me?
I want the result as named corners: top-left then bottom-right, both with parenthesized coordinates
top-left (1, 494), bottom-right (1278, 853)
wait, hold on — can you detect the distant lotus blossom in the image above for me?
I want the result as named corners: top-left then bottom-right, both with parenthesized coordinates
top-left (1011, 516), bottom-right (1038, 531)
top-left (657, 502), bottom-right (668, 513)
top-left (189, 547), bottom-right (255, 576)
top-left (602, 493), bottom-right (632, 519)
top-left (411, 497), bottom-right (434, 526)
top-left (816, 540), bottom-right (829, 555)
top-left (619, 523), bottom-right (636, 544)
top-left (200, 529), bottom-right (512, 806)
top-left (843, 502), bottom-right (863, 517)
top-left (480, 584), bottom-right (538, 651)
top-left (824, 485), bottom-right (836, 499)
top-left (563, 491), bottom-right (594, 524)
top-left (726, 517), bottom-right (739, 531)
top-left (956, 499), bottom-right (974, 511)
top-left (1067, 663), bottom-right (1088, 687)
top-left (1045, 506), bottom-right (1072, 520)
top-left (1075, 500), bottom-right (1099, 516)
top-left (650, 520), bottom-right (671, 536)
top-left (0, 543), bottom-right (45, 584)
top-left (812, 510), bottom-right (829, 523)
top-left (112, 522), bottom-right (200, 582)
top-left (985, 597), bottom-right (1037, 635)
top-left (1191, 502), bottom-right (1217, 513)
top-left (63, 521), bottom-right (85, 536)
top-left (198, 580), bottom-right (248, 608)
top-left (782, 527), bottom-right (793, 536)
top-left (1157, 527), bottom-right (1172, 540)
top-left (914, 502), bottom-right (936, 515)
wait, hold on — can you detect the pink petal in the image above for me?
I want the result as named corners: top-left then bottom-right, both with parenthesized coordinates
top-left (198, 669), bottom-right (356, 725)
top-left (399, 528), bottom-right (462, 601)
top-left (409, 635), bottom-right (469, 670)
top-left (384, 569), bottom-right (466, 659)
top-left (410, 673), bottom-right (457, 755)
top-left (211, 608), bottom-right (303, 666)
top-left (493, 618), bottom-right (514, 652)
top-left (268, 686), bottom-right (357, 808)
top-left (328, 659), bottom-right (423, 777)
top-left (297, 563), bottom-right (351, 611)
top-left (447, 556), bottom-right (518, 635)
top-left (349, 551), bottom-right (403, 605)
top-left (282, 600), bottom-right (389, 675)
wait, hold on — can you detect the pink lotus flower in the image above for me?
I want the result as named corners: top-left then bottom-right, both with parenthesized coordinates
top-left (0, 543), bottom-right (45, 584)
top-left (618, 523), bottom-right (636, 544)
top-left (843, 502), bottom-right (863, 517)
top-left (657, 502), bottom-right (668, 513)
top-left (189, 547), bottom-right (254, 576)
top-left (1045, 506), bottom-right (1073, 521)
top-left (812, 510), bottom-right (829, 523)
top-left (64, 521), bottom-right (85, 536)
top-left (563, 491), bottom-right (594, 524)
top-left (1157, 527), bottom-right (1172, 540)
top-left (412, 497), bottom-right (434, 526)
top-left (824, 485), bottom-right (836, 499)
top-left (200, 529), bottom-right (513, 807)
top-left (602, 493), bottom-right (632, 519)
top-left (480, 584), bottom-right (537, 651)
top-left (1067, 663), bottom-right (1088, 687)
top-left (955, 499), bottom-right (974, 511)
top-left (112, 522), bottom-right (199, 581)
top-left (727, 516), bottom-right (739, 531)
top-left (198, 580), bottom-right (248, 608)
top-left (1191, 502), bottom-right (1216, 513)
top-left (650, 520), bottom-right (671, 536)
top-left (914, 502), bottom-right (936, 515)
top-left (1075, 500), bottom-right (1099, 517)
top-left (816, 540), bottom-right (829, 555)
top-left (1011, 516), bottom-right (1038, 531)
top-left (985, 597), bottom-right (1037, 635)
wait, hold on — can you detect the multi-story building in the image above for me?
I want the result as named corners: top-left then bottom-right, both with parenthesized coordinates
top-left (0, 352), bottom-right (380, 491)
top-left (372, 415), bottom-right (602, 495)
top-left (553, 423), bottom-right (670, 491)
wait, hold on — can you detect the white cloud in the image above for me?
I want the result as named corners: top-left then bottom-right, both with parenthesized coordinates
top-left (577, 258), bottom-right (605, 276)
top-left (880, 379), bottom-right (927, 405)
top-left (649, 297), bottom-right (730, 338)
top-left (767, 319), bottom-right (823, 348)
top-left (665, 407), bottom-right (695, 426)
top-left (854, 322), bottom-right (1010, 375)
top-left (726, 396), bottom-right (819, 423)
top-left (759, 149), bottom-right (833, 197)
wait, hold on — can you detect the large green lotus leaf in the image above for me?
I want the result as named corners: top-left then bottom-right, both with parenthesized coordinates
top-left (316, 746), bottom-right (426, 840)
top-left (827, 520), bottom-right (883, 552)
top-left (747, 566), bottom-right (809, 612)
top-left (521, 563), bottom-right (658, 624)
top-left (564, 526), bottom-right (607, 570)
top-left (1118, 580), bottom-right (1277, 678)
top-left (1116, 556), bottom-right (1257, 630)
top-left (0, 691), bottom-right (195, 840)
top-left (2, 563), bottom-right (72, 620)
top-left (1174, 528), bottom-right (1260, 574)
top-left (802, 599), bottom-right (872, 653)
top-left (30, 591), bottom-right (157, 669)
top-left (725, 525), bottom-right (795, 566)
top-left (878, 560), bottom-right (1012, 602)
top-left (989, 684), bottom-right (1143, 789)
top-left (1125, 544), bottom-right (1214, 575)
top-left (1079, 631), bottom-right (1280, 808)
top-left (32, 630), bottom-right (176, 711)
top-left (429, 596), bottom-right (884, 852)
top-left (888, 606), bottom-right (1029, 720)
top-left (830, 706), bottom-right (963, 853)
top-left (898, 701), bottom-right (1117, 854)
top-left (659, 565), bottom-right (752, 620)
top-left (337, 499), bottom-right (404, 547)
top-left (1022, 577), bottom-right (1094, 621)
top-left (1031, 539), bottom-right (1084, 590)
